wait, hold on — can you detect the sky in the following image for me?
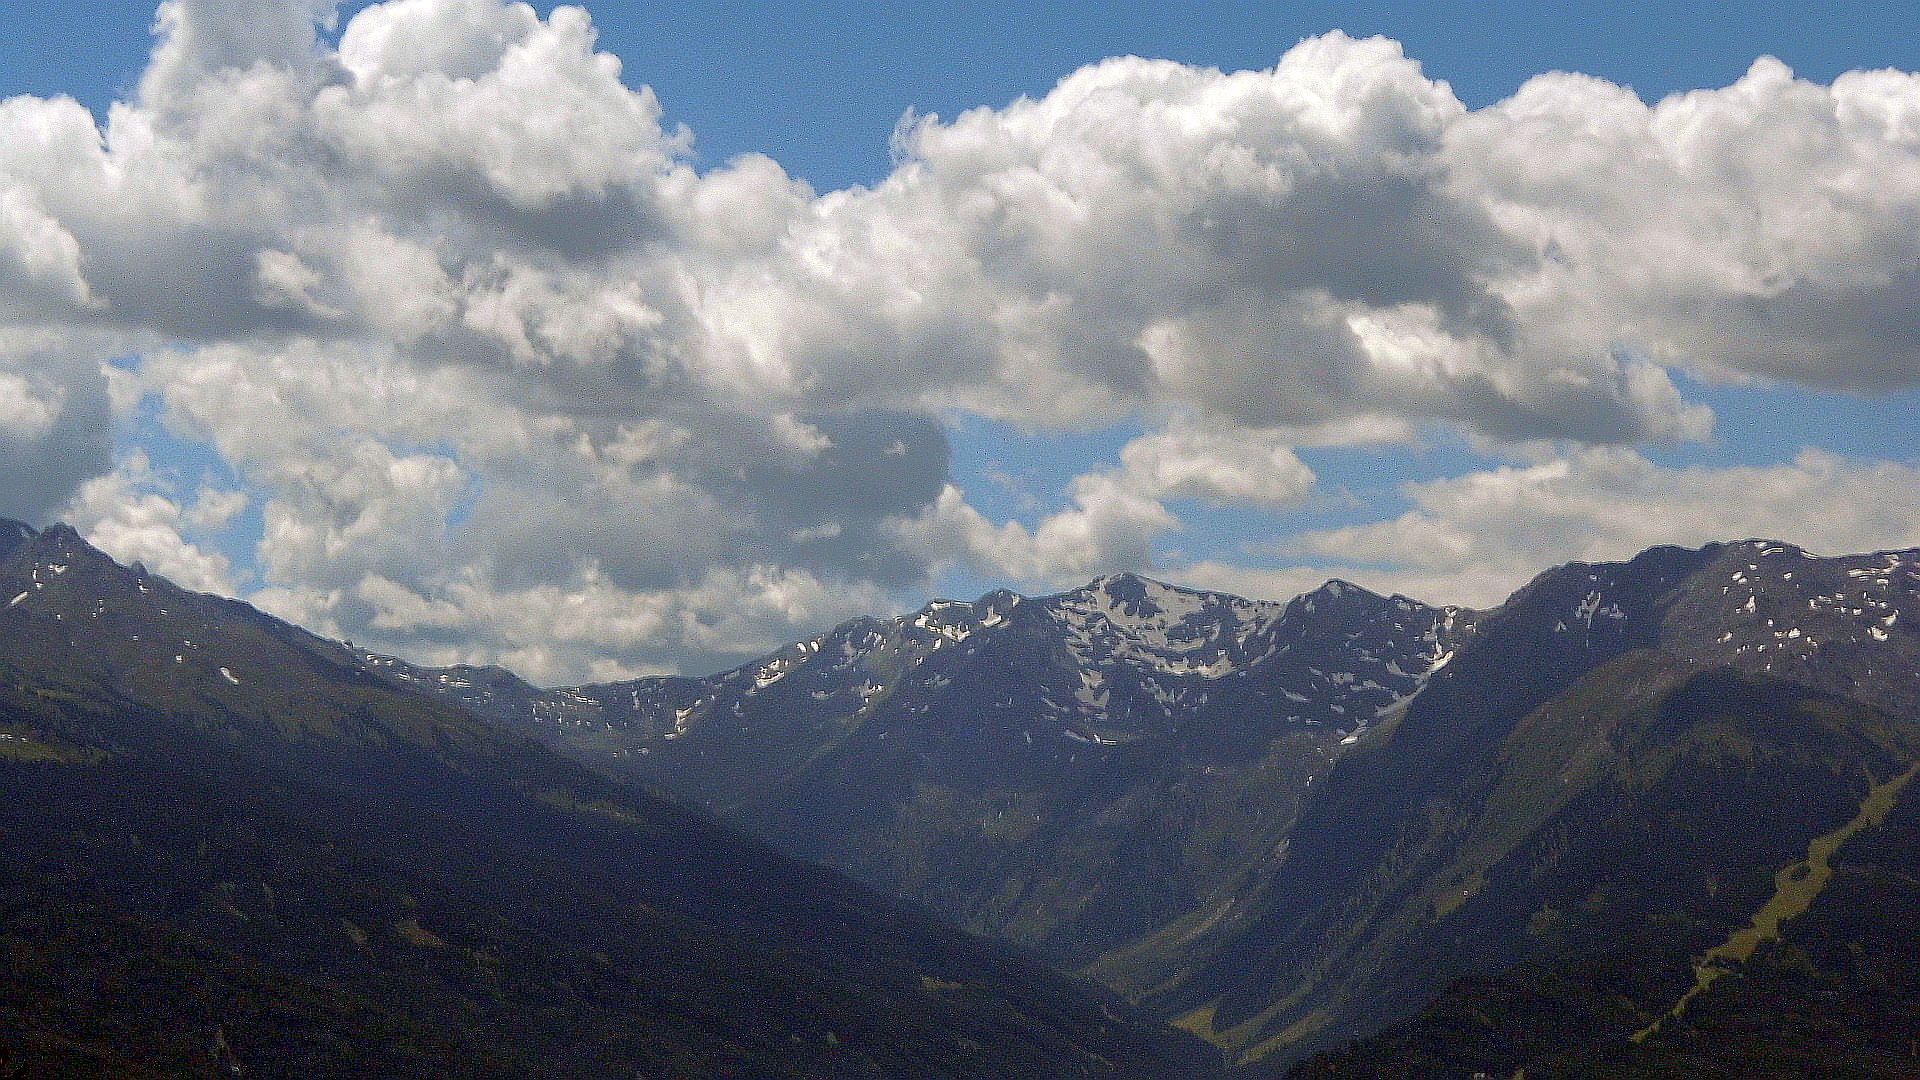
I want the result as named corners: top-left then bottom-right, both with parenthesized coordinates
top-left (2, 1), bottom-right (1920, 683)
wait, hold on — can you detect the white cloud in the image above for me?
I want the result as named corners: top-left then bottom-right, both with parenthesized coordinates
top-left (0, 341), bottom-right (113, 524)
top-left (1456, 59), bottom-right (1920, 393)
top-left (898, 476), bottom-right (1179, 586)
top-left (1224, 449), bottom-right (1920, 607)
top-left (62, 450), bottom-right (237, 594)
top-left (0, 186), bottom-right (97, 311)
top-left (896, 423), bottom-right (1315, 588)
top-left (0, 372), bottom-right (64, 441)
top-left (184, 484), bottom-right (248, 530)
top-left (260, 559), bottom-right (892, 686)
top-left (1118, 424), bottom-right (1316, 508)
top-left (1, 1), bottom-right (1919, 676)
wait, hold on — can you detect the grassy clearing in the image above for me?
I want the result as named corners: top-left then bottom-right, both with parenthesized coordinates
top-left (392, 918), bottom-right (448, 949)
top-left (0, 726), bottom-right (102, 764)
top-left (1173, 998), bottom-right (1330, 1066)
top-left (1632, 760), bottom-right (1919, 1042)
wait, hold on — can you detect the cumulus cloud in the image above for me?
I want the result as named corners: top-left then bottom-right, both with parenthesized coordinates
top-left (1200, 449), bottom-right (1920, 608)
top-left (899, 476), bottom-right (1178, 585)
top-left (0, 342), bottom-right (113, 524)
top-left (1456, 59), bottom-right (1920, 394)
top-left (1118, 425), bottom-right (1316, 508)
top-left (62, 450), bottom-right (238, 594)
top-left (0, 372), bottom-right (64, 441)
top-left (897, 423), bottom-right (1316, 587)
top-left (3, 0), bottom-right (1920, 677)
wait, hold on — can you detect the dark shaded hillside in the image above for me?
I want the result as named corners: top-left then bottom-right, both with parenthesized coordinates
top-left (0, 521), bottom-right (1218, 1079)
top-left (1292, 704), bottom-right (1920, 1079)
top-left (1147, 548), bottom-right (1715, 1045)
top-left (1152, 541), bottom-right (1920, 1072)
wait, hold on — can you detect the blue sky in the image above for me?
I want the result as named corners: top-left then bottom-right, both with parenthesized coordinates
top-left (3, 1), bottom-right (1920, 681)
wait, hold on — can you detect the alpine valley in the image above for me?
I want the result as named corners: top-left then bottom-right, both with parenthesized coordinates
top-left (6, 516), bottom-right (1920, 1077)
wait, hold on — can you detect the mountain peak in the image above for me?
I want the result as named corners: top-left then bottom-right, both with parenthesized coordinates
top-left (1063, 571), bottom-right (1230, 627)
top-left (1088, 569), bottom-right (1173, 593)
top-left (1308, 577), bottom-right (1371, 600)
top-left (1720, 537), bottom-right (1813, 558)
top-left (0, 517), bottom-right (34, 562)
top-left (1284, 576), bottom-right (1398, 618)
top-left (975, 586), bottom-right (1023, 610)
top-left (27, 521), bottom-right (88, 553)
top-left (17, 521), bottom-right (122, 576)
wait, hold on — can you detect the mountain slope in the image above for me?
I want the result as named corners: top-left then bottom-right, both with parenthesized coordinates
top-left (1145, 541), bottom-right (1920, 1071)
top-left (0, 521), bottom-right (1218, 1079)
top-left (1293, 690), bottom-right (1920, 1078)
top-left (371, 572), bottom-right (1470, 969)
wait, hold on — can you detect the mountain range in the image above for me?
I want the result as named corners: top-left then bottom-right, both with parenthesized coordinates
top-left (5, 515), bottom-right (1920, 1077)
top-left (371, 536), bottom-right (1920, 1075)
top-left (362, 571), bottom-right (1472, 971)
